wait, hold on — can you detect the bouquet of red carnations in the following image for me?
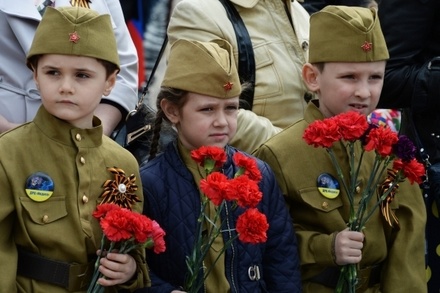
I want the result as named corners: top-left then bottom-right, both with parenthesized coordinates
top-left (183, 146), bottom-right (269, 293)
top-left (303, 111), bottom-right (425, 293)
top-left (87, 203), bottom-right (166, 293)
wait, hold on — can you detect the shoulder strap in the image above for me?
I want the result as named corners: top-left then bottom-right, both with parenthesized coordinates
top-left (218, 0), bottom-right (256, 110)
top-left (140, 34), bottom-right (169, 101)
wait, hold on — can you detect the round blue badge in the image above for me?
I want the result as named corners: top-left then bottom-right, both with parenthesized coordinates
top-left (317, 173), bottom-right (340, 199)
top-left (25, 172), bottom-right (54, 202)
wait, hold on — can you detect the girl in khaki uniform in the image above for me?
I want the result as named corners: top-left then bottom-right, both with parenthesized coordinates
top-left (0, 6), bottom-right (149, 292)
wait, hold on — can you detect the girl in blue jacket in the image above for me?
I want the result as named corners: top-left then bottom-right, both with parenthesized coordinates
top-left (136, 39), bottom-right (302, 293)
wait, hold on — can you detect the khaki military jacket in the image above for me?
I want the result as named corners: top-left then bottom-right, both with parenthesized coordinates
top-left (254, 102), bottom-right (427, 292)
top-left (168, 0), bottom-right (310, 153)
top-left (0, 107), bottom-right (149, 292)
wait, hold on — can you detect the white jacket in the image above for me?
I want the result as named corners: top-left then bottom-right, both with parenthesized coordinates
top-left (0, 0), bottom-right (138, 124)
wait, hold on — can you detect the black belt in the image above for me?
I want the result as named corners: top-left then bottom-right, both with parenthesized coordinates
top-left (309, 264), bottom-right (382, 292)
top-left (17, 246), bottom-right (95, 292)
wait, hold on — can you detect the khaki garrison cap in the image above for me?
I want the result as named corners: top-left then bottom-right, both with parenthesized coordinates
top-left (309, 5), bottom-right (389, 63)
top-left (161, 39), bottom-right (241, 99)
top-left (27, 6), bottom-right (119, 69)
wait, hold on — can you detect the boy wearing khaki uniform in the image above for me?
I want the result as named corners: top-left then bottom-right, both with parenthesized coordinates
top-left (254, 6), bottom-right (426, 292)
top-left (0, 7), bottom-right (149, 292)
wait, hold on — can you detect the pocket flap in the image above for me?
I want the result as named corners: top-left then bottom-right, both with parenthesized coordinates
top-left (20, 196), bottom-right (68, 225)
top-left (299, 187), bottom-right (343, 212)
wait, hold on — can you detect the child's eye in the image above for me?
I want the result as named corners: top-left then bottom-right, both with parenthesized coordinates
top-left (76, 73), bottom-right (90, 79)
top-left (370, 74), bottom-right (383, 80)
top-left (45, 70), bottom-right (59, 76)
top-left (341, 74), bottom-right (355, 79)
top-left (200, 107), bottom-right (214, 112)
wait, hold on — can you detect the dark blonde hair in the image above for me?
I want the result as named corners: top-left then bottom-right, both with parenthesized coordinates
top-left (148, 87), bottom-right (188, 160)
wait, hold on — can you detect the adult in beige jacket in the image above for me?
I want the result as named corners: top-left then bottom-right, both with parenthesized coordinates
top-left (167, 0), bottom-right (310, 153)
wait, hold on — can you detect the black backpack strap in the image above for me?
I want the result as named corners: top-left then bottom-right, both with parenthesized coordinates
top-left (218, 0), bottom-right (255, 110)
top-left (140, 34), bottom-right (169, 100)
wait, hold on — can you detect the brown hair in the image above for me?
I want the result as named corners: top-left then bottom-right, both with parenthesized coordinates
top-left (27, 55), bottom-right (119, 78)
top-left (148, 87), bottom-right (188, 160)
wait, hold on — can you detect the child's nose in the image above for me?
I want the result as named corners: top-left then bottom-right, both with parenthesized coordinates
top-left (355, 83), bottom-right (371, 99)
top-left (59, 78), bottom-right (74, 94)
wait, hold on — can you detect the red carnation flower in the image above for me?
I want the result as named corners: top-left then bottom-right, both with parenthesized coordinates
top-left (100, 209), bottom-right (133, 242)
top-left (191, 146), bottom-right (227, 169)
top-left (150, 221), bottom-right (166, 254)
top-left (227, 176), bottom-right (262, 208)
top-left (393, 158), bottom-right (425, 184)
top-left (364, 127), bottom-right (399, 157)
top-left (303, 119), bottom-right (341, 148)
top-left (90, 203), bottom-right (165, 293)
top-left (232, 152), bottom-right (262, 182)
top-left (334, 111), bottom-right (369, 141)
top-left (200, 172), bottom-right (229, 206)
top-left (130, 213), bottom-right (153, 243)
top-left (93, 203), bottom-right (121, 219)
top-left (236, 208), bottom-right (268, 244)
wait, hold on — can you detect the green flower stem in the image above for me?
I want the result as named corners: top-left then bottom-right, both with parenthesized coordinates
top-left (185, 197), bottom-right (233, 293)
top-left (87, 235), bottom-right (106, 293)
top-left (91, 242), bottom-right (115, 293)
top-left (193, 235), bottom-right (238, 293)
top-left (360, 178), bottom-right (401, 228)
top-left (335, 263), bottom-right (358, 293)
top-left (327, 148), bottom-right (352, 204)
top-left (184, 199), bottom-right (207, 292)
top-left (328, 146), bottom-right (357, 228)
top-left (354, 155), bottom-right (394, 231)
top-left (351, 155), bottom-right (383, 230)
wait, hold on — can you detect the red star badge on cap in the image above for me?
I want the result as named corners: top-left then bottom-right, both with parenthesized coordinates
top-left (69, 31), bottom-right (80, 43)
top-left (223, 82), bottom-right (234, 92)
top-left (361, 41), bottom-right (373, 52)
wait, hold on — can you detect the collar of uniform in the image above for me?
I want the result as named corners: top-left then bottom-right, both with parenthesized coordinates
top-left (304, 99), bottom-right (325, 124)
top-left (33, 106), bottom-right (103, 147)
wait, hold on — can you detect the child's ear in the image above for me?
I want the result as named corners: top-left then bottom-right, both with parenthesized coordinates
top-left (160, 99), bottom-right (180, 124)
top-left (103, 70), bottom-right (118, 96)
top-left (302, 63), bottom-right (320, 92)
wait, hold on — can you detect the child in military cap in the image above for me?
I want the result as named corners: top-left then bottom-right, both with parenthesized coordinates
top-left (137, 39), bottom-right (302, 292)
top-left (0, 6), bottom-right (149, 292)
top-left (254, 5), bottom-right (427, 292)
